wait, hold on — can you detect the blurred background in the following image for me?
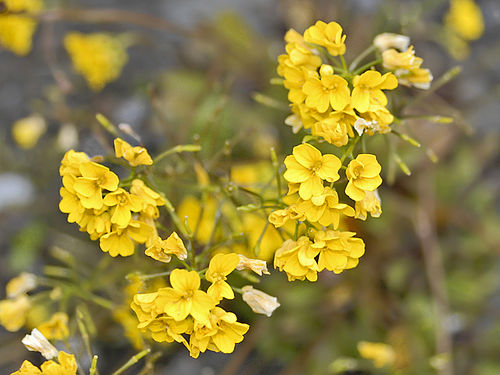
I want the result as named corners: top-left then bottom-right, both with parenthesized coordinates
top-left (1, 0), bottom-right (500, 374)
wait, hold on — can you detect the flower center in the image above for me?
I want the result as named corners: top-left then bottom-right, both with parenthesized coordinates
top-left (311, 160), bottom-right (323, 172)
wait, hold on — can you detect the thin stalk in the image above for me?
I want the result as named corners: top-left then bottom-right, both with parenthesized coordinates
top-left (153, 144), bottom-right (201, 164)
top-left (352, 59), bottom-right (383, 76)
top-left (340, 55), bottom-right (348, 71)
top-left (349, 45), bottom-right (376, 71)
top-left (111, 349), bottom-right (151, 375)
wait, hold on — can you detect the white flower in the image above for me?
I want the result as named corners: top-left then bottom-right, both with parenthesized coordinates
top-left (242, 286), bottom-right (280, 317)
top-left (236, 255), bottom-right (270, 276)
top-left (354, 118), bottom-right (381, 136)
top-left (373, 33), bottom-right (410, 51)
top-left (22, 328), bottom-right (59, 360)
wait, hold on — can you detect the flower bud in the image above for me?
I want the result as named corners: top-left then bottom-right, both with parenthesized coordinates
top-left (373, 33), bottom-right (410, 51)
top-left (242, 286), bottom-right (280, 317)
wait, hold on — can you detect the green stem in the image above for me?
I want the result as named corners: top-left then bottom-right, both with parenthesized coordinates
top-left (153, 144), bottom-right (201, 164)
top-left (111, 349), bottom-right (151, 375)
top-left (89, 356), bottom-right (98, 375)
top-left (139, 270), bottom-right (173, 280)
top-left (352, 59), bottom-right (383, 76)
top-left (340, 136), bottom-right (360, 164)
top-left (340, 55), bottom-right (348, 71)
top-left (349, 45), bottom-right (376, 71)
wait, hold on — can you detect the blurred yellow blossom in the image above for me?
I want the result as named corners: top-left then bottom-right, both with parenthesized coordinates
top-left (37, 312), bottom-right (69, 340)
top-left (0, 0), bottom-right (42, 56)
top-left (445, 0), bottom-right (484, 41)
top-left (6, 272), bottom-right (37, 298)
top-left (64, 32), bottom-right (129, 91)
top-left (358, 341), bottom-right (395, 368)
top-left (11, 115), bottom-right (46, 149)
top-left (0, 294), bottom-right (31, 332)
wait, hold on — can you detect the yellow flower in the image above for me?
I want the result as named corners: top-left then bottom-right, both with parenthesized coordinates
top-left (145, 232), bottom-right (188, 263)
top-left (11, 115), bottom-right (46, 149)
top-left (236, 254), bottom-right (270, 276)
top-left (188, 307), bottom-right (249, 358)
top-left (279, 59), bottom-right (318, 105)
top-left (354, 107), bottom-right (393, 136)
top-left (312, 230), bottom-right (365, 273)
top-left (59, 150), bottom-right (90, 177)
top-left (64, 32), bottom-right (129, 91)
top-left (382, 46), bottom-right (432, 89)
top-left (130, 179), bottom-right (165, 218)
top-left (99, 220), bottom-right (152, 257)
top-left (355, 190), bottom-right (382, 220)
top-left (351, 71), bottom-right (398, 112)
top-left (445, 0), bottom-right (484, 41)
top-left (303, 65), bottom-right (350, 112)
top-left (206, 253), bottom-right (240, 302)
top-left (6, 272), bottom-right (37, 298)
top-left (268, 209), bottom-right (292, 228)
top-left (283, 143), bottom-right (341, 200)
top-left (0, 294), bottom-right (31, 331)
top-left (274, 237), bottom-right (320, 282)
top-left (357, 341), bottom-right (395, 368)
top-left (10, 360), bottom-right (42, 375)
top-left (73, 162), bottom-right (119, 209)
top-left (345, 154), bottom-right (382, 201)
top-left (161, 269), bottom-right (216, 324)
top-left (312, 117), bottom-right (349, 146)
top-left (103, 188), bottom-right (143, 227)
top-left (303, 20), bottom-right (346, 56)
top-left (131, 289), bottom-right (193, 345)
top-left (36, 312), bottom-right (69, 340)
top-left (241, 286), bottom-right (280, 317)
top-left (373, 32), bottom-right (410, 51)
top-left (293, 186), bottom-right (355, 228)
top-left (39, 351), bottom-right (78, 375)
top-left (114, 138), bottom-right (153, 167)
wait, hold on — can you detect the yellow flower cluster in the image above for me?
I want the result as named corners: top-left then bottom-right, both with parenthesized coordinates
top-left (131, 256), bottom-right (250, 358)
top-left (59, 138), bottom-right (165, 257)
top-left (64, 32), bottom-right (129, 91)
top-left (11, 351), bottom-right (77, 375)
top-left (277, 21), bottom-right (400, 141)
top-left (271, 21), bottom-right (428, 281)
top-left (0, 0), bottom-right (43, 55)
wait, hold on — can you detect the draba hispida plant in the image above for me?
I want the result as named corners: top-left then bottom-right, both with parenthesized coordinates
top-left (4, 20), bottom-right (457, 374)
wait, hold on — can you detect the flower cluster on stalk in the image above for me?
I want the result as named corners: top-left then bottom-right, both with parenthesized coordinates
top-left (272, 21), bottom-right (433, 282)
